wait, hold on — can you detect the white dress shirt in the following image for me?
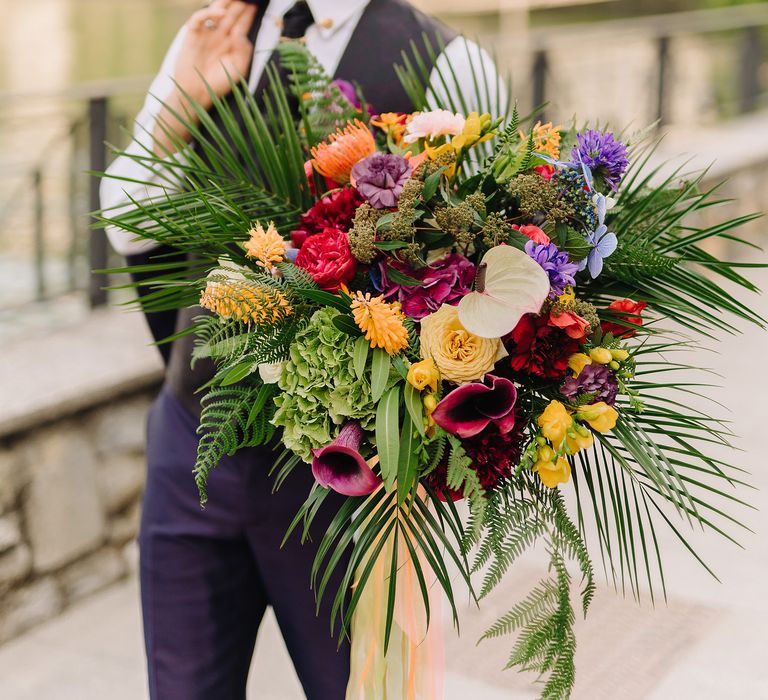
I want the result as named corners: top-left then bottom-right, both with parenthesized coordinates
top-left (101, 0), bottom-right (507, 256)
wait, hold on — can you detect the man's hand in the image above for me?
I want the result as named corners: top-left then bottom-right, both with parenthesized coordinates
top-left (153, 0), bottom-right (258, 156)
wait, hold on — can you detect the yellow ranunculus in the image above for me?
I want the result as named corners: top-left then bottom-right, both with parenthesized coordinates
top-left (537, 400), bottom-right (572, 448)
top-left (534, 455), bottom-right (571, 489)
top-left (566, 426), bottom-right (594, 454)
top-left (589, 347), bottom-right (613, 365)
top-left (407, 358), bottom-right (440, 393)
top-left (419, 304), bottom-right (507, 384)
top-left (567, 352), bottom-right (592, 377)
top-left (577, 402), bottom-right (619, 433)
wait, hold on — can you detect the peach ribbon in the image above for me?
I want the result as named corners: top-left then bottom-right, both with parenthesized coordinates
top-left (345, 492), bottom-right (444, 700)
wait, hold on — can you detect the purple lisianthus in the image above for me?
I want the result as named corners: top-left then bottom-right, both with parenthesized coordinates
top-left (525, 241), bottom-right (579, 297)
top-left (571, 130), bottom-right (628, 191)
top-left (379, 254), bottom-right (475, 320)
top-left (561, 364), bottom-right (619, 406)
top-left (351, 153), bottom-right (412, 209)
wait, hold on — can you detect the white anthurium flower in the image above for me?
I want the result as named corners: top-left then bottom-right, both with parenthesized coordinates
top-left (458, 245), bottom-right (550, 339)
top-left (258, 361), bottom-right (285, 384)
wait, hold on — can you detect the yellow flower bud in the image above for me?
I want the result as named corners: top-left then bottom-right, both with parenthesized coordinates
top-left (610, 348), bottom-right (629, 362)
top-left (609, 361), bottom-right (620, 371)
top-left (537, 400), bottom-right (573, 448)
top-left (407, 358), bottom-right (440, 393)
top-left (566, 429), bottom-right (594, 454)
top-left (568, 353), bottom-right (592, 377)
top-left (537, 445), bottom-right (555, 462)
top-left (589, 347), bottom-right (613, 365)
top-left (423, 393), bottom-right (438, 415)
top-left (577, 402), bottom-right (619, 434)
top-left (533, 455), bottom-right (571, 489)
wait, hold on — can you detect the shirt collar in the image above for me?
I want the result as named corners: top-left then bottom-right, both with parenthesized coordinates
top-left (265, 0), bottom-right (370, 38)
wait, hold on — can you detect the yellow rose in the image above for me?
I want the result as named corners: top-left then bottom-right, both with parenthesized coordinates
top-left (420, 304), bottom-right (507, 384)
top-left (589, 347), bottom-right (613, 365)
top-left (534, 455), bottom-right (571, 489)
top-left (407, 358), bottom-right (440, 393)
top-left (577, 402), bottom-right (619, 433)
top-left (567, 353), bottom-right (592, 377)
top-left (537, 400), bottom-right (572, 448)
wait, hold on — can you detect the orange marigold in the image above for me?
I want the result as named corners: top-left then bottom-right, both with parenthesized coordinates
top-left (310, 119), bottom-right (376, 184)
top-left (244, 221), bottom-right (286, 270)
top-left (350, 292), bottom-right (409, 355)
top-left (200, 280), bottom-right (292, 325)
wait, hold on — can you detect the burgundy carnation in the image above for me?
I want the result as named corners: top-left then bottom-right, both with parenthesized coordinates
top-left (424, 420), bottom-right (526, 497)
top-left (294, 227), bottom-right (357, 292)
top-left (506, 313), bottom-right (580, 380)
top-left (292, 187), bottom-right (364, 248)
top-left (379, 254), bottom-right (476, 320)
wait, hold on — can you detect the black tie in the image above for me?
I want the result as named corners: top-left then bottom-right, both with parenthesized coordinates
top-left (255, 1), bottom-right (316, 114)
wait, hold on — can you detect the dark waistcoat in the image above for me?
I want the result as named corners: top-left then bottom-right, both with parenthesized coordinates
top-left (129, 0), bottom-right (456, 417)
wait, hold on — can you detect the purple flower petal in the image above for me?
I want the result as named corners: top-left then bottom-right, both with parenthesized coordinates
top-left (432, 375), bottom-right (518, 438)
top-left (311, 422), bottom-right (381, 496)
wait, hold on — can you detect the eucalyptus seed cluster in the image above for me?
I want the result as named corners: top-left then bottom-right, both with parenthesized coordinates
top-left (347, 203), bottom-right (384, 264)
top-left (435, 200), bottom-right (476, 250)
top-left (481, 211), bottom-right (511, 248)
top-left (384, 178), bottom-right (423, 244)
top-left (508, 173), bottom-right (575, 222)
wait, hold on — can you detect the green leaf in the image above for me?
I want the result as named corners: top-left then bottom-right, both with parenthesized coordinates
top-left (397, 410), bottom-right (419, 505)
top-left (422, 165), bottom-right (447, 201)
top-left (219, 360), bottom-right (257, 386)
top-left (404, 383), bottom-right (426, 437)
top-left (293, 288), bottom-right (351, 312)
top-left (385, 266), bottom-right (422, 287)
top-left (374, 240), bottom-right (410, 250)
top-left (375, 212), bottom-right (396, 231)
top-left (332, 314), bottom-right (362, 337)
top-left (370, 349), bottom-right (391, 403)
top-left (376, 386), bottom-right (401, 492)
top-left (353, 336), bottom-right (369, 380)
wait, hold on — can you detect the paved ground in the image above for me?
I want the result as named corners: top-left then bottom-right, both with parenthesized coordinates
top-left (1, 250), bottom-right (766, 697)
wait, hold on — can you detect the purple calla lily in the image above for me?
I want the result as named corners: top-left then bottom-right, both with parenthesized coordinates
top-left (311, 422), bottom-right (381, 496)
top-left (432, 375), bottom-right (518, 439)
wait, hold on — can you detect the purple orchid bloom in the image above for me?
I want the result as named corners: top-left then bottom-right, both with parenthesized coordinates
top-left (432, 374), bottom-right (518, 439)
top-left (311, 422), bottom-right (381, 496)
top-left (579, 192), bottom-right (617, 278)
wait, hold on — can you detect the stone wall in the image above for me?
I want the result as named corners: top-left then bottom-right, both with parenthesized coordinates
top-left (0, 388), bottom-right (156, 643)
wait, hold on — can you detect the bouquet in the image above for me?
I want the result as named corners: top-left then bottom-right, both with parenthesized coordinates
top-left (102, 41), bottom-right (763, 699)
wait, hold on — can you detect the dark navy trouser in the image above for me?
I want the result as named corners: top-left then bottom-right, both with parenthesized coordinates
top-left (139, 386), bottom-right (351, 699)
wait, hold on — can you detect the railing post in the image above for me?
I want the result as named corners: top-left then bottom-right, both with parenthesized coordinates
top-left (33, 168), bottom-right (45, 302)
top-left (739, 25), bottom-right (762, 113)
top-left (88, 96), bottom-right (109, 308)
top-left (656, 35), bottom-right (671, 128)
top-left (531, 49), bottom-right (548, 122)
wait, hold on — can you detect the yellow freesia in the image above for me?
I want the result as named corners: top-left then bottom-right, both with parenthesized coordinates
top-left (577, 402), bottom-right (619, 433)
top-left (537, 400), bottom-right (573, 448)
top-left (567, 353), bottom-right (592, 377)
top-left (566, 426), bottom-right (594, 454)
top-left (589, 347), bottom-right (613, 365)
top-left (407, 358), bottom-right (440, 393)
top-left (533, 455), bottom-right (571, 489)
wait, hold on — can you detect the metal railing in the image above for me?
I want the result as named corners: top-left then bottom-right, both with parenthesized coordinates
top-left (0, 5), bottom-right (765, 315)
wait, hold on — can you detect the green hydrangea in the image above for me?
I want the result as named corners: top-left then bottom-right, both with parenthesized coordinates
top-left (271, 307), bottom-right (395, 461)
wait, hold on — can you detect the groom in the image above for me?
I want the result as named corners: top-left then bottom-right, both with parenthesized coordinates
top-left (101, 1), bottom-right (504, 698)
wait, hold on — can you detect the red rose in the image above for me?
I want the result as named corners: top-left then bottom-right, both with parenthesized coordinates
top-left (512, 223), bottom-right (551, 245)
top-left (534, 164), bottom-right (555, 181)
top-left (506, 313), bottom-right (579, 379)
top-left (294, 227), bottom-right (357, 292)
top-left (601, 298), bottom-right (647, 338)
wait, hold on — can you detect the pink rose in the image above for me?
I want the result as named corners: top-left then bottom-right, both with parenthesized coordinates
top-left (294, 227), bottom-right (357, 292)
top-left (512, 224), bottom-right (551, 245)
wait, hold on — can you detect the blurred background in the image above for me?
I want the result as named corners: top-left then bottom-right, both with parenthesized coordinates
top-left (0, 1), bottom-right (766, 698)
